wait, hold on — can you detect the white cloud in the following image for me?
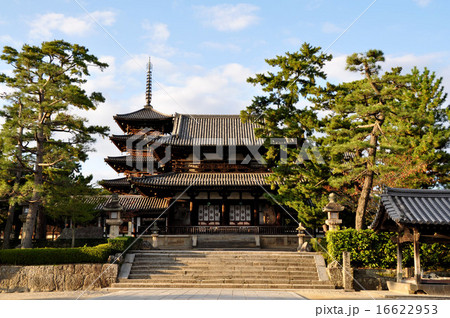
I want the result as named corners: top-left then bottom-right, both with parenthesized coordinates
top-left (195, 3), bottom-right (260, 31)
top-left (323, 55), bottom-right (361, 83)
top-left (141, 21), bottom-right (178, 57)
top-left (90, 11), bottom-right (116, 26)
top-left (322, 22), bottom-right (343, 34)
top-left (383, 52), bottom-right (445, 71)
top-left (122, 54), bottom-right (175, 74)
top-left (152, 63), bottom-right (255, 115)
top-left (323, 52), bottom-right (447, 84)
top-left (0, 35), bottom-right (22, 47)
top-left (28, 11), bottom-right (116, 39)
top-left (142, 21), bottom-right (170, 42)
top-left (413, 0), bottom-right (432, 7)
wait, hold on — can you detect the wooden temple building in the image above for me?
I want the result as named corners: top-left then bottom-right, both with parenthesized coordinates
top-left (100, 61), bottom-right (297, 243)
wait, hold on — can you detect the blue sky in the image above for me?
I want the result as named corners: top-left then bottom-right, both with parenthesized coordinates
top-left (1, 0), bottom-right (449, 184)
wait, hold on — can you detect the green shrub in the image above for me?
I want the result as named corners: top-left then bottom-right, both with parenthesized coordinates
top-left (326, 229), bottom-right (450, 270)
top-left (36, 238), bottom-right (108, 248)
top-left (1, 238), bottom-right (108, 249)
top-left (0, 244), bottom-right (112, 265)
top-left (107, 236), bottom-right (140, 253)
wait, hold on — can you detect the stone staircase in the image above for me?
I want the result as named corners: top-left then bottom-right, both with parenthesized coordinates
top-left (111, 250), bottom-right (335, 289)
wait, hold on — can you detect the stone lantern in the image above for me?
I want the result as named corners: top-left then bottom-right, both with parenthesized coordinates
top-left (323, 193), bottom-right (344, 231)
top-left (104, 193), bottom-right (123, 239)
top-left (296, 223), bottom-right (306, 251)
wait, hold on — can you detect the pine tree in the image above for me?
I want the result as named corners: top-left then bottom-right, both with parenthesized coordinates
top-left (244, 45), bottom-right (449, 231)
top-left (0, 101), bottom-right (33, 248)
top-left (241, 43), bottom-right (333, 229)
top-left (314, 52), bottom-right (450, 228)
top-left (0, 40), bottom-right (109, 248)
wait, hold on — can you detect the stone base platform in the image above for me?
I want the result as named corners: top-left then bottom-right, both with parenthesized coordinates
top-left (387, 280), bottom-right (450, 296)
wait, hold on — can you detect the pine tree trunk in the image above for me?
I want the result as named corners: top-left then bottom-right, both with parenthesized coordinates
top-left (36, 206), bottom-right (47, 240)
top-left (71, 220), bottom-right (75, 248)
top-left (355, 117), bottom-right (383, 230)
top-left (2, 204), bottom-right (16, 249)
top-left (355, 170), bottom-right (374, 230)
top-left (21, 123), bottom-right (44, 249)
top-left (355, 65), bottom-right (385, 230)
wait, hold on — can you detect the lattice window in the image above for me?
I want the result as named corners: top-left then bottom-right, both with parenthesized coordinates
top-left (229, 205), bottom-right (251, 223)
top-left (198, 204), bottom-right (221, 224)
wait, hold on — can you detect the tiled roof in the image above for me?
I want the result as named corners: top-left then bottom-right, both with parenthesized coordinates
top-left (99, 177), bottom-right (131, 188)
top-left (132, 172), bottom-right (271, 187)
top-left (85, 195), bottom-right (168, 211)
top-left (110, 134), bottom-right (131, 141)
top-left (110, 114), bottom-right (263, 147)
top-left (114, 107), bottom-right (172, 121)
top-left (372, 187), bottom-right (450, 227)
top-left (161, 114), bottom-right (263, 146)
top-left (105, 155), bottom-right (155, 163)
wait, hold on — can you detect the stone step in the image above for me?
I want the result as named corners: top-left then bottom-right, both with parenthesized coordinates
top-left (111, 282), bottom-right (335, 289)
top-left (130, 251), bottom-right (315, 257)
top-left (129, 271), bottom-right (319, 277)
top-left (121, 250), bottom-right (331, 290)
top-left (133, 255), bottom-right (317, 260)
top-left (132, 262), bottom-right (316, 268)
top-left (131, 266), bottom-right (317, 275)
top-left (132, 262), bottom-right (315, 267)
top-left (124, 278), bottom-right (326, 284)
top-left (133, 257), bottom-right (316, 262)
top-left (123, 273), bottom-right (319, 280)
top-left (131, 255), bottom-right (312, 260)
top-left (133, 262), bottom-right (316, 270)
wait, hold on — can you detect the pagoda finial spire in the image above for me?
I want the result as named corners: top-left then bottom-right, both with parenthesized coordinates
top-left (145, 57), bottom-right (152, 108)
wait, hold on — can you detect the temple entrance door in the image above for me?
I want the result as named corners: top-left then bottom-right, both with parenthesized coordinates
top-left (229, 204), bottom-right (251, 226)
top-left (198, 204), bottom-right (221, 225)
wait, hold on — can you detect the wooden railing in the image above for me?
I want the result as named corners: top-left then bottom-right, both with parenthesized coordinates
top-left (159, 226), bottom-right (298, 235)
top-left (172, 160), bottom-right (267, 173)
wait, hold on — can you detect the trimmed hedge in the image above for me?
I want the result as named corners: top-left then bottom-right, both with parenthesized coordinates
top-left (108, 236), bottom-right (139, 253)
top-left (0, 237), bottom-right (140, 265)
top-left (0, 244), bottom-right (111, 265)
top-left (326, 229), bottom-right (450, 270)
top-left (1, 238), bottom-right (108, 249)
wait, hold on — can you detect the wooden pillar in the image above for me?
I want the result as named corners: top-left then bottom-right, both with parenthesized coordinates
top-left (396, 240), bottom-right (403, 283)
top-left (189, 200), bottom-right (194, 226)
top-left (219, 191), bottom-right (230, 226)
top-left (250, 191), bottom-right (261, 226)
top-left (413, 228), bottom-right (421, 284)
top-left (187, 191), bottom-right (198, 226)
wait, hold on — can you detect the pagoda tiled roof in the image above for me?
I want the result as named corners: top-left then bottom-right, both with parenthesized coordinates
top-left (114, 107), bottom-right (172, 121)
top-left (132, 172), bottom-right (271, 187)
top-left (99, 177), bottom-right (130, 187)
top-left (167, 114), bottom-right (262, 146)
top-left (110, 114), bottom-right (264, 148)
top-left (85, 194), bottom-right (168, 212)
top-left (99, 177), bottom-right (133, 194)
top-left (105, 155), bottom-right (155, 163)
top-left (123, 114), bottom-right (262, 147)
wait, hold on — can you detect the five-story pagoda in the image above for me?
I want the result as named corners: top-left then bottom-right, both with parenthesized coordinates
top-left (101, 60), bottom-right (298, 238)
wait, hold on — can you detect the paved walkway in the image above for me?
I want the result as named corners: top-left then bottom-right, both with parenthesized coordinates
top-left (0, 289), bottom-right (402, 300)
top-left (94, 289), bottom-right (304, 300)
